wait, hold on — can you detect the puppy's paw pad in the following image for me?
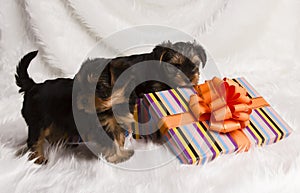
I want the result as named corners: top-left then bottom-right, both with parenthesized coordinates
top-left (121, 149), bottom-right (134, 158)
top-left (106, 154), bottom-right (119, 163)
top-left (106, 149), bottom-right (134, 164)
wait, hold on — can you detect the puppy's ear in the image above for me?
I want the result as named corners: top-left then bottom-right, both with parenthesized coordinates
top-left (192, 42), bottom-right (207, 68)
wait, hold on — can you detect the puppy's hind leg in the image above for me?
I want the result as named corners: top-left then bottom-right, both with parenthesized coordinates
top-left (27, 126), bottom-right (50, 164)
top-left (99, 115), bottom-right (134, 163)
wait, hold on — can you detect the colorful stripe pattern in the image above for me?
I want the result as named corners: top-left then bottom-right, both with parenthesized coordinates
top-left (134, 77), bottom-right (293, 164)
top-left (233, 78), bottom-right (293, 147)
top-left (141, 87), bottom-right (238, 164)
top-left (132, 99), bottom-right (159, 139)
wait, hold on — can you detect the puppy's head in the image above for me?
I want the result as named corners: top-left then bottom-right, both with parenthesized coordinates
top-left (153, 41), bottom-right (207, 85)
top-left (74, 58), bottom-right (112, 113)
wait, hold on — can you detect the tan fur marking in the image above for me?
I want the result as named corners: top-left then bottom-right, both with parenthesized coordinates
top-left (96, 87), bottom-right (128, 112)
top-left (106, 140), bottom-right (134, 163)
top-left (170, 53), bottom-right (185, 65)
top-left (118, 133), bottom-right (125, 147)
top-left (159, 50), bottom-right (167, 63)
top-left (191, 72), bottom-right (199, 85)
top-left (100, 116), bottom-right (118, 133)
top-left (77, 94), bottom-right (97, 113)
top-left (110, 68), bottom-right (116, 86)
top-left (191, 55), bottom-right (200, 65)
top-left (29, 126), bottom-right (51, 164)
top-left (87, 73), bottom-right (98, 84)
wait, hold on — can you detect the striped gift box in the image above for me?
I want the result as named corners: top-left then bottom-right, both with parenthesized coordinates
top-left (133, 77), bottom-right (293, 165)
top-left (233, 78), bottom-right (292, 146)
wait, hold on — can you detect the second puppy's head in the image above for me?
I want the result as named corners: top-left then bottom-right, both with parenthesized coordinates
top-left (74, 58), bottom-right (112, 114)
top-left (153, 41), bottom-right (207, 85)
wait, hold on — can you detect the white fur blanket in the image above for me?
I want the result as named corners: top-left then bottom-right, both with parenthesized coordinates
top-left (0, 0), bottom-right (299, 192)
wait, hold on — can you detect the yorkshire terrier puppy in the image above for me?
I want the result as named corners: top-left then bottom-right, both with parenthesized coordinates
top-left (15, 51), bottom-right (127, 164)
top-left (84, 41), bottom-right (207, 152)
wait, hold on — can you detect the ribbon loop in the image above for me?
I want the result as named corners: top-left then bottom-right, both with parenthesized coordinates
top-left (191, 77), bottom-right (269, 133)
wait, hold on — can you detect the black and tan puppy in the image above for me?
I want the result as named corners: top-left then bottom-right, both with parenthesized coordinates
top-left (15, 51), bottom-right (130, 164)
top-left (83, 41), bottom-right (207, 148)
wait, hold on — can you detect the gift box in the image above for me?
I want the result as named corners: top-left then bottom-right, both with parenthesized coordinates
top-left (132, 77), bottom-right (293, 165)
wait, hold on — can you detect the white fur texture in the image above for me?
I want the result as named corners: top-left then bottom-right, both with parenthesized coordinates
top-left (0, 0), bottom-right (300, 192)
top-left (65, 0), bottom-right (229, 38)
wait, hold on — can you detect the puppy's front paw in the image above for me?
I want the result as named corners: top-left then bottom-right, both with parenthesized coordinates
top-left (34, 156), bottom-right (48, 165)
top-left (106, 149), bottom-right (134, 164)
top-left (28, 152), bottom-right (48, 165)
top-left (120, 148), bottom-right (134, 161)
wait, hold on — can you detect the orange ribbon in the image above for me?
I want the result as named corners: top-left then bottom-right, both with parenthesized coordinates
top-left (158, 77), bottom-right (269, 135)
top-left (190, 77), bottom-right (269, 133)
top-left (157, 77), bottom-right (270, 152)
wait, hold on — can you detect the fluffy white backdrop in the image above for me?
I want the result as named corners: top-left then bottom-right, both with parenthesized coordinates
top-left (0, 0), bottom-right (300, 192)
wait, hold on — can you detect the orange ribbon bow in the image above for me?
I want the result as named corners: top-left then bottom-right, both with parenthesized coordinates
top-left (157, 77), bottom-right (270, 151)
top-left (190, 77), bottom-right (268, 133)
top-left (158, 77), bottom-right (269, 135)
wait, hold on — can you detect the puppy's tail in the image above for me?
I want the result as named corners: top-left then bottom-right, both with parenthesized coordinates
top-left (15, 50), bottom-right (38, 93)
